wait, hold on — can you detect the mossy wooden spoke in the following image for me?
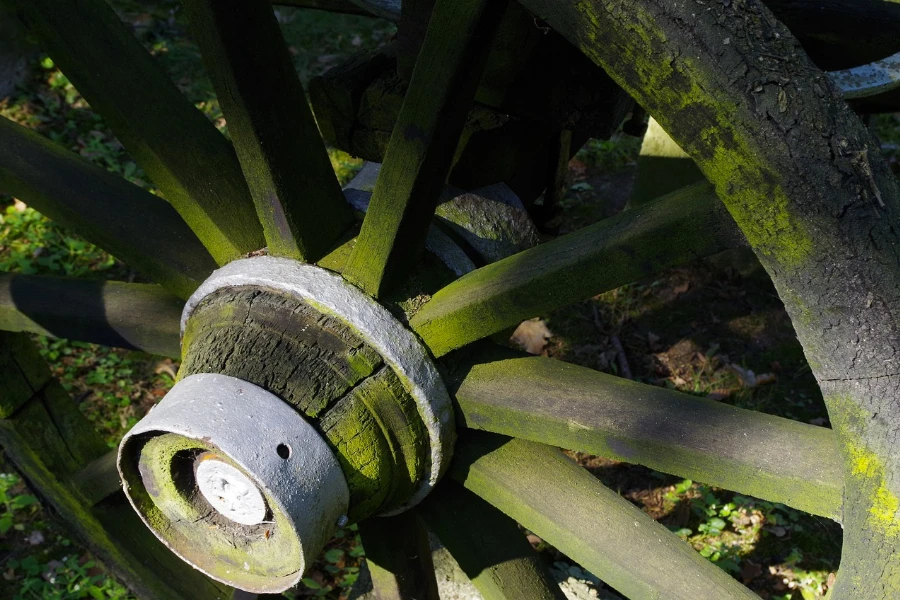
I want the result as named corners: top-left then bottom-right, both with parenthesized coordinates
top-left (0, 274), bottom-right (182, 358)
top-left (0, 332), bottom-right (232, 600)
top-left (419, 481), bottom-right (566, 600)
top-left (450, 349), bottom-right (842, 519)
top-left (451, 433), bottom-right (759, 600)
top-left (184, 0), bottom-right (353, 262)
top-left (517, 0), bottom-right (900, 594)
top-left (410, 182), bottom-right (743, 357)
top-left (6, 0), bottom-right (264, 264)
top-left (358, 510), bottom-right (440, 600)
top-left (341, 0), bottom-right (507, 296)
top-left (0, 117), bottom-right (215, 299)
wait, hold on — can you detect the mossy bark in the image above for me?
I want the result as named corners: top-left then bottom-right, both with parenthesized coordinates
top-left (516, 0), bottom-right (900, 595)
top-left (180, 287), bottom-right (429, 521)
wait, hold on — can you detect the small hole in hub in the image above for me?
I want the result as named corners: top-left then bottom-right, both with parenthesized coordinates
top-left (276, 443), bottom-right (291, 460)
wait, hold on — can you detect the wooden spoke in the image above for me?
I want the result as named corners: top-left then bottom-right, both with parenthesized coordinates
top-left (0, 274), bottom-right (182, 358)
top-left (419, 481), bottom-right (566, 600)
top-left (0, 117), bottom-right (215, 299)
top-left (184, 0), bottom-right (353, 262)
top-left (451, 433), bottom-right (759, 600)
top-left (72, 450), bottom-right (121, 508)
top-left (518, 0), bottom-right (900, 592)
top-left (410, 182), bottom-right (743, 357)
top-left (0, 332), bottom-right (232, 600)
top-left (449, 349), bottom-right (842, 519)
top-left (9, 0), bottom-right (264, 264)
top-left (273, 0), bottom-right (382, 18)
top-left (358, 510), bottom-right (440, 600)
top-left (341, 0), bottom-right (507, 297)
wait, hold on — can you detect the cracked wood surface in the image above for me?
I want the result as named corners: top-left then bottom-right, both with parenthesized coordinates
top-left (515, 0), bottom-right (900, 595)
top-left (180, 287), bottom-right (428, 520)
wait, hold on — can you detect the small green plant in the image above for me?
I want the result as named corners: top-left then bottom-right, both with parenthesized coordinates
top-left (0, 203), bottom-right (119, 278)
top-left (0, 474), bottom-right (38, 536)
top-left (0, 473), bottom-right (133, 599)
top-left (292, 524), bottom-right (364, 598)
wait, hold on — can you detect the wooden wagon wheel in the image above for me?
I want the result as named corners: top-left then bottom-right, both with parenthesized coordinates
top-left (1, 0), bottom-right (900, 598)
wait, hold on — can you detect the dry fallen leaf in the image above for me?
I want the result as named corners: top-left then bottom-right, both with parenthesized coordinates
top-left (511, 319), bottom-right (553, 355)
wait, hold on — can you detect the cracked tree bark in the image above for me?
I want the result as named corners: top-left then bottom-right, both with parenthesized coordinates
top-left (517, 0), bottom-right (900, 596)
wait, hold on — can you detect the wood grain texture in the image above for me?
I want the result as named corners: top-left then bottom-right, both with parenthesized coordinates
top-left (0, 274), bottom-right (182, 358)
top-left (515, 0), bottom-right (900, 594)
top-left (72, 450), bottom-right (121, 507)
top-left (185, 0), bottom-right (353, 262)
top-left (7, 0), bottom-right (264, 264)
top-left (0, 330), bottom-right (50, 418)
top-left (358, 511), bottom-right (440, 600)
top-left (449, 349), bottom-right (842, 519)
top-left (0, 117), bottom-right (216, 298)
top-left (410, 182), bottom-right (744, 357)
top-left (420, 481), bottom-right (566, 600)
top-left (341, 0), bottom-right (507, 296)
top-left (180, 287), bottom-right (429, 520)
top-left (451, 433), bottom-right (758, 600)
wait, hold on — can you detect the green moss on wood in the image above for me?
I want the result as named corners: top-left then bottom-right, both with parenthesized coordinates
top-left (411, 181), bottom-right (742, 356)
top-left (450, 352), bottom-right (843, 519)
top-left (450, 433), bottom-right (758, 600)
top-left (11, 0), bottom-right (265, 264)
top-left (341, 0), bottom-right (508, 296)
top-left (420, 481), bottom-right (565, 600)
top-left (0, 333), bottom-right (230, 598)
top-left (183, 0), bottom-right (353, 262)
top-left (180, 286), bottom-right (431, 519)
top-left (123, 433), bottom-right (301, 590)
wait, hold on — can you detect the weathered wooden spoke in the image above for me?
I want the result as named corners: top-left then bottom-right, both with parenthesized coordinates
top-left (184, 0), bottom-right (353, 262)
top-left (0, 117), bottom-right (215, 298)
top-left (358, 510), bottom-right (440, 600)
top-left (410, 182), bottom-right (743, 357)
top-left (516, 0), bottom-right (900, 594)
top-left (0, 274), bottom-right (182, 358)
top-left (5, 0), bottom-right (264, 264)
top-left (451, 433), bottom-right (759, 600)
top-left (419, 480), bottom-right (566, 600)
top-left (0, 332), bottom-right (232, 599)
top-left (3, 0), bottom-right (898, 595)
top-left (450, 349), bottom-right (842, 519)
top-left (341, 0), bottom-right (507, 297)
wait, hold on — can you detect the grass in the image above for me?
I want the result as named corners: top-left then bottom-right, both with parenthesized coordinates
top-left (0, 473), bottom-right (133, 600)
top-left (0, 2), bottom-right (897, 599)
top-left (0, 2), bottom-right (389, 597)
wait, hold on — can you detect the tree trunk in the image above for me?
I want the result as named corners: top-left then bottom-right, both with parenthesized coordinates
top-left (518, 0), bottom-right (900, 595)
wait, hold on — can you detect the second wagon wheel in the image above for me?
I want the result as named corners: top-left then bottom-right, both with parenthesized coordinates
top-left (1, 0), bottom-right (900, 598)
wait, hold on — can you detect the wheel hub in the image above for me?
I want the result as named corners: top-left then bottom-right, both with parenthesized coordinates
top-left (117, 257), bottom-right (454, 592)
